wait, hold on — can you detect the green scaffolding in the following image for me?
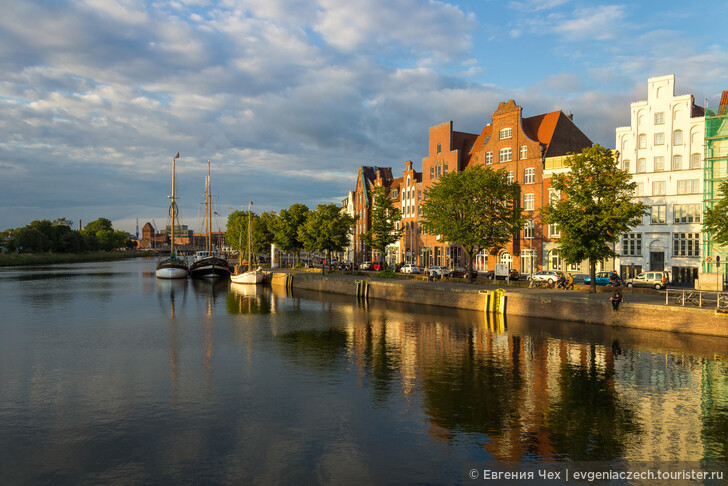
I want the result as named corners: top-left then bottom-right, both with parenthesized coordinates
top-left (703, 100), bottom-right (728, 273)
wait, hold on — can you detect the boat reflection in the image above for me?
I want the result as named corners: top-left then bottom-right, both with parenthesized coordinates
top-left (227, 283), bottom-right (272, 315)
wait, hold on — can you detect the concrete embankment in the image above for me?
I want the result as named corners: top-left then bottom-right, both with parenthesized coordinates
top-left (270, 271), bottom-right (728, 338)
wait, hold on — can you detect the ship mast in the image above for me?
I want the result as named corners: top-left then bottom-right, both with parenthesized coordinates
top-left (206, 160), bottom-right (211, 254)
top-left (170, 152), bottom-right (180, 256)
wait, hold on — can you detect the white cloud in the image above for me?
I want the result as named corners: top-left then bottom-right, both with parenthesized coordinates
top-left (550, 5), bottom-right (626, 41)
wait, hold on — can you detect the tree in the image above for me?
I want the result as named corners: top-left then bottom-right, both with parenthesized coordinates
top-left (541, 144), bottom-right (647, 293)
top-left (272, 204), bottom-right (309, 264)
top-left (704, 180), bottom-right (728, 250)
top-left (359, 185), bottom-right (403, 263)
top-left (227, 210), bottom-right (278, 266)
top-left (298, 203), bottom-right (355, 272)
top-left (420, 165), bottom-right (527, 283)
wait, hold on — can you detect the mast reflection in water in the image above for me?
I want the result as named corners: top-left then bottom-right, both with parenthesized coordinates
top-left (0, 258), bottom-right (726, 485)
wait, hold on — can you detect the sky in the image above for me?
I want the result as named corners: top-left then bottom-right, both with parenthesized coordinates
top-left (2, 0), bottom-right (728, 235)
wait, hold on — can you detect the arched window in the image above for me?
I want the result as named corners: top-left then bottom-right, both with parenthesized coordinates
top-left (499, 128), bottom-right (512, 139)
top-left (521, 249), bottom-right (537, 274)
top-left (499, 147), bottom-right (512, 163)
top-left (499, 250), bottom-right (513, 268)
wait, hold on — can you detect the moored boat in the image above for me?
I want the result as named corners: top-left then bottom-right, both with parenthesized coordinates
top-left (190, 161), bottom-right (230, 279)
top-left (230, 201), bottom-right (263, 284)
top-left (156, 152), bottom-right (189, 279)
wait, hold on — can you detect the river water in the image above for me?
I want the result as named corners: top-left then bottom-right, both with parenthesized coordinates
top-left (0, 258), bottom-right (726, 485)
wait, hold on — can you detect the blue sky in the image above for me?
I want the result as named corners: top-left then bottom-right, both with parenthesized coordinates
top-left (1, 0), bottom-right (727, 235)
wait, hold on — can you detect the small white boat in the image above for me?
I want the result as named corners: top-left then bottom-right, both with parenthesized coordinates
top-left (230, 201), bottom-right (263, 284)
top-left (231, 267), bottom-right (264, 284)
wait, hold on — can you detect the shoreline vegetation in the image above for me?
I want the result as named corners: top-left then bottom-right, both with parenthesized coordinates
top-left (0, 250), bottom-right (151, 267)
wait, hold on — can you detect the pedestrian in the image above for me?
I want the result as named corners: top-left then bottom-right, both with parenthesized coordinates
top-left (610, 287), bottom-right (623, 311)
top-left (557, 273), bottom-right (566, 289)
top-left (566, 273), bottom-right (574, 290)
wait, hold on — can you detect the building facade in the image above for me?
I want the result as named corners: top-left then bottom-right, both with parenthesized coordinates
top-left (615, 75), bottom-right (705, 284)
top-left (703, 91), bottom-right (728, 274)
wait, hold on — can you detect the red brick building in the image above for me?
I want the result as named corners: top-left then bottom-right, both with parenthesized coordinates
top-left (350, 100), bottom-right (592, 273)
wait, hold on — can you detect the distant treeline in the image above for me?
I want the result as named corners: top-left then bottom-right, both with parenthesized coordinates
top-left (1, 218), bottom-right (136, 254)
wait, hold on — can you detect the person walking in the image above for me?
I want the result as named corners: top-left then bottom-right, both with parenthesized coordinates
top-left (557, 273), bottom-right (567, 289)
top-left (610, 287), bottom-right (623, 311)
top-left (566, 273), bottom-right (574, 290)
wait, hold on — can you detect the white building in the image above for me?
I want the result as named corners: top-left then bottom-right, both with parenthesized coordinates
top-left (615, 75), bottom-right (705, 285)
top-left (341, 190), bottom-right (356, 263)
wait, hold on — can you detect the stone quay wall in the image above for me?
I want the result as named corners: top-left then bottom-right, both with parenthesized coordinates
top-left (269, 272), bottom-right (728, 338)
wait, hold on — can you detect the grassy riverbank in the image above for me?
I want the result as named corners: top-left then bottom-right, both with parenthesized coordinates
top-left (0, 250), bottom-right (151, 267)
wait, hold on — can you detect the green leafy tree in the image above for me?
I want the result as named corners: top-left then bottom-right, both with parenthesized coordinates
top-left (542, 144), bottom-right (647, 293)
top-left (421, 165), bottom-right (526, 283)
top-left (704, 180), bottom-right (728, 251)
top-left (359, 185), bottom-right (403, 263)
top-left (272, 203), bottom-right (309, 263)
top-left (226, 210), bottom-right (277, 267)
top-left (298, 203), bottom-right (355, 271)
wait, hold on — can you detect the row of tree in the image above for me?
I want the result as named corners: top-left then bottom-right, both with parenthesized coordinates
top-left (225, 145), bottom-right (651, 292)
top-left (2, 218), bottom-right (134, 253)
top-left (224, 203), bottom-right (355, 271)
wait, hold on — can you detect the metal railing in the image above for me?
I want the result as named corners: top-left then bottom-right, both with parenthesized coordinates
top-left (666, 288), bottom-right (728, 310)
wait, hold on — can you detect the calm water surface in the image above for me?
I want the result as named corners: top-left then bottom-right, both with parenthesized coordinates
top-left (0, 258), bottom-right (726, 485)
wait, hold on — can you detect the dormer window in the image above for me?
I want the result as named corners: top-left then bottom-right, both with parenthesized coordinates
top-left (499, 128), bottom-right (512, 140)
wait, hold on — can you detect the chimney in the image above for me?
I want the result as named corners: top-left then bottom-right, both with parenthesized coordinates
top-left (567, 111), bottom-right (573, 121)
top-left (78, 219), bottom-right (82, 231)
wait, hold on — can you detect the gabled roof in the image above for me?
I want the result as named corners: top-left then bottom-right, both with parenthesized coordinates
top-left (468, 125), bottom-right (493, 155)
top-left (522, 111), bottom-right (592, 157)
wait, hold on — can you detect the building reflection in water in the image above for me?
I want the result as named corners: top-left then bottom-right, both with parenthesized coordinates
top-left (268, 286), bottom-right (728, 463)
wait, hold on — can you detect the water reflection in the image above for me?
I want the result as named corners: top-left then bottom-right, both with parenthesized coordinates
top-left (1, 260), bottom-right (726, 485)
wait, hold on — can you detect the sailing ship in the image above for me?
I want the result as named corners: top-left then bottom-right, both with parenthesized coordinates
top-left (156, 152), bottom-right (189, 279)
top-left (189, 161), bottom-right (231, 279)
top-left (231, 202), bottom-right (264, 284)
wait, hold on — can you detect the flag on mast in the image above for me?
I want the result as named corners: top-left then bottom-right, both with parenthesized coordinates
top-left (174, 151), bottom-right (180, 159)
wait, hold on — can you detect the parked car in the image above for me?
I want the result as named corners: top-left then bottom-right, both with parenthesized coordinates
top-left (584, 271), bottom-right (621, 286)
top-left (451, 267), bottom-right (478, 279)
top-left (571, 273), bottom-right (588, 283)
top-left (483, 269), bottom-right (520, 280)
top-left (400, 263), bottom-right (421, 274)
top-left (624, 271), bottom-right (671, 290)
top-left (360, 261), bottom-right (372, 270)
top-left (528, 270), bottom-right (564, 285)
top-left (426, 265), bottom-right (451, 278)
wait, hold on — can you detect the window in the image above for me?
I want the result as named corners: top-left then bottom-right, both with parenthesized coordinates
top-left (521, 249), bottom-right (536, 274)
top-left (654, 156), bottom-right (664, 172)
top-left (417, 190), bottom-right (421, 200)
top-left (520, 145), bottom-right (527, 160)
top-left (651, 205), bottom-right (666, 224)
top-left (691, 153), bottom-right (701, 169)
top-left (639, 134), bottom-right (646, 149)
top-left (674, 204), bottom-right (702, 223)
top-left (677, 179), bottom-right (700, 194)
top-left (672, 155), bottom-right (682, 171)
top-left (622, 233), bottom-right (642, 256)
top-left (635, 183), bottom-right (644, 197)
top-left (654, 132), bottom-right (664, 145)
top-left (506, 171), bottom-right (514, 184)
top-left (499, 127), bottom-right (512, 140)
top-left (391, 189), bottom-right (399, 198)
top-left (673, 233), bottom-right (700, 257)
top-left (549, 250), bottom-right (561, 270)
top-left (418, 206), bottom-right (422, 216)
top-left (652, 181), bottom-right (666, 196)
top-left (524, 193), bottom-right (535, 211)
top-left (437, 143), bottom-right (441, 154)
top-left (623, 159), bottom-right (630, 172)
top-left (443, 163), bottom-right (448, 175)
top-left (548, 188), bottom-right (560, 205)
top-left (655, 112), bottom-right (665, 124)
top-left (524, 167), bottom-right (535, 184)
top-left (523, 219), bottom-right (534, 239)
top-left (499, 147), bottom-right (512, 163)
top-left (436, 165), bottom-right (442, 178)
top-left (430, 167), bottom-right (434, 179)
top-left (673, 130), bottom-right (683, 145)
top-left (637, 158), bottom-right (646, 173)
top-left (548, 223), bottom-right (561, 238)
top-left (485, 151), bottom-right (493, 164)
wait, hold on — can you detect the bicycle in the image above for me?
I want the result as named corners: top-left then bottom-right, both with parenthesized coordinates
top-left (530, 279), bottom-right (554, 289)
top-left (671, 291), bottom-right (701, 306)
